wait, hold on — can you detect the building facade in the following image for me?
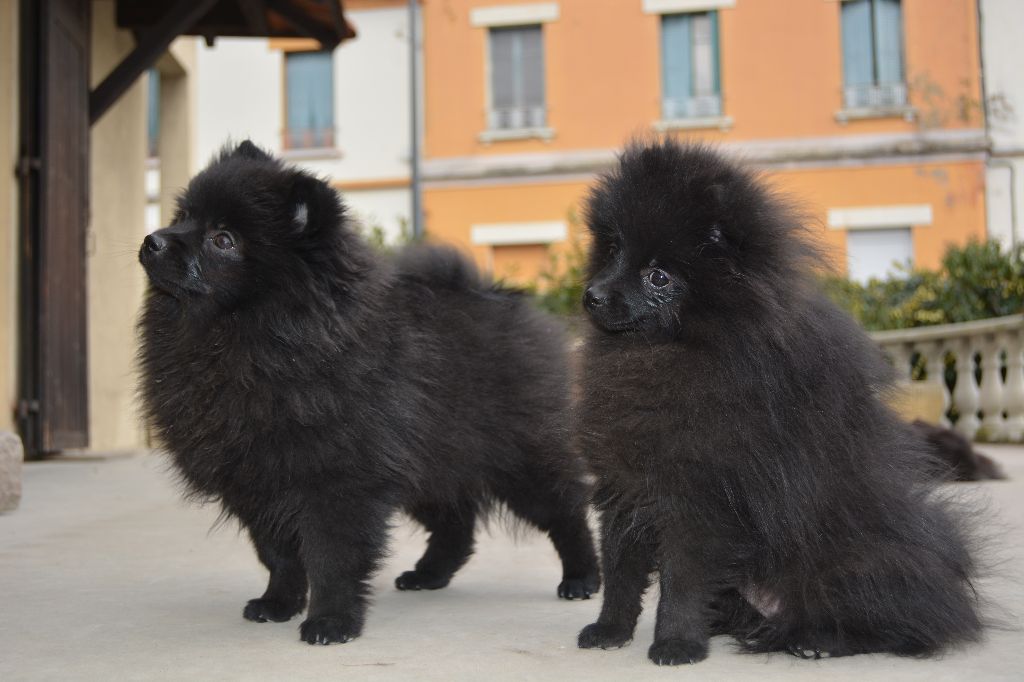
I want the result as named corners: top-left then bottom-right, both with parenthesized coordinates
top-left (182, 0), bottom-right (416, 242)
top-left (980, 0), bottom-right (1024, 249)
top-left (421, 0), bottom-right (989, 284)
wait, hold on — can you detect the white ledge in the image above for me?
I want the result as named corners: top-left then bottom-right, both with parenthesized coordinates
top-left (643, 0), bottom-right (735, 14)
top-left (280, 147), bottom-right (344, 162)
top-left (471, 221), bottom-right (567, 246)
top-left (827, 204), bottom-right (933, 230)
top-left (653, 116), bottom-right (733, 132)
top-left (470, 3), bottom-right (559, 27)
top-left (478, 127), bottom-right (555, 144)
top-left (835, 106), bottom-right (917, 124)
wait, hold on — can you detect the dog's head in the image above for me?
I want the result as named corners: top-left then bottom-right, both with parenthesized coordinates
top-left (138, 140), bottom-right (349, 310)
top-left (582, 140), bottom-right (808, 339)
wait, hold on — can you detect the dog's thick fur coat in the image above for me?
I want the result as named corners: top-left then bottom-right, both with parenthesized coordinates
top-left (138, 142), bottom-right (599, 645)
top-left (575, 140), bottom-right (983, 664)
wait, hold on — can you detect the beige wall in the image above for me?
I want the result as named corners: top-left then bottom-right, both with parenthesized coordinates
top-left (157, 39), bottom-right (197, 222)
top-left (87, 0), bottom-right (150, 450)
top-left (0, 0), bottom-right (18, 433)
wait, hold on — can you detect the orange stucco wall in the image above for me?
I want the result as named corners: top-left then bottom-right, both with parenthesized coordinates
top-left (425, 178), bottom-right (590, 282)
top-left (425, 159), bottom-right (987, 284)
top-left (423, 0), bottom-right (982, 159)
top-left (421, 0), bottom-right (986, 287)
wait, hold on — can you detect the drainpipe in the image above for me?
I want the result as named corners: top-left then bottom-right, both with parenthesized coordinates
top-left (408, 0), bottom-right (423, 240)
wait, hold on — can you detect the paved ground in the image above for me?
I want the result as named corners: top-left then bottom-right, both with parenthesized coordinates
top-left (1, 448), bottom-right (1022, 681)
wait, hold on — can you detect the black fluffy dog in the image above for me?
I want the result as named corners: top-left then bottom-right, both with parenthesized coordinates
top-left (138, 141), bottom-right (599, 645)
top-left (574, 140), bottom-right (982, 664)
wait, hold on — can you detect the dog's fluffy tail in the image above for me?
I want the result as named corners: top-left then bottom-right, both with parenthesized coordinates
top-left (394, 243), bottom-right (525, 298)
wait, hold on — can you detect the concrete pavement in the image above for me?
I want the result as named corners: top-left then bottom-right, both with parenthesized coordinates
top-left (1, 448), bottom-right (1022, 681)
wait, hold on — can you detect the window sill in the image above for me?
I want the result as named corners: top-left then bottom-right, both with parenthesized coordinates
top-left (478, 127), bottom-right (556, 144)
top-left (835, 106), bottom-right (917, 124)
top-left (280, 147), bottom-right (344, 161)
top-left (653, 116), bottom-right (733, 132)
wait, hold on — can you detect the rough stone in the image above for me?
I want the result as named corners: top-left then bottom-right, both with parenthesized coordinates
top-left (0, 430), bottom-right (23, 512)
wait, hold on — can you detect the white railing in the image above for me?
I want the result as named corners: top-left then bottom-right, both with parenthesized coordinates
top-left (662, 94), bottom-right (722, 120)
top-left (488, 106), bottom-right (547, 131)
top-left (871, 315), bottom-right (1024, 442)
top-left (843, 82), bottom-right (908, 110)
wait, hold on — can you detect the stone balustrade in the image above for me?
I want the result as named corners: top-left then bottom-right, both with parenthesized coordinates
top-left (871, 314), bottom-right (1024, 442)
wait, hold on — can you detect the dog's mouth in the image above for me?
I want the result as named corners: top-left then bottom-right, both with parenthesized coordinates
top-left (590, 316), bottom-right (651, 333)
top-left (139, 244), bottom-right (212, 296)
top-left (139, 251), bottom-right (209, 300)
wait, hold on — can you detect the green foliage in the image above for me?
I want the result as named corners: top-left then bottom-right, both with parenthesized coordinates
top-left (529, 209), bottom-right (589, 319)
top-left (822, 240), bottom-right (1024, 331)
top-left (362, 216), bottom-right (415, 252)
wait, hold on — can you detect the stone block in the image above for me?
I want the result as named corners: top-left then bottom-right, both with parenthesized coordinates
top-left (0, 430), bottom-right (23, 512)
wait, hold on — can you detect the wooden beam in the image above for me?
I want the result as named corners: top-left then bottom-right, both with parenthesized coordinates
top-left (89, 0), bottom-right (219, 124)
top-left (264, 0), bottom-right (339, 49)
top-left (235, 0), bottom-right (268, 35)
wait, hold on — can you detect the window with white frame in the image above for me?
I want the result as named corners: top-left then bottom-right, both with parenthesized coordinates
top-left (284, 51), bottom-right (335, 149)
top-left (660, 11), bottom-right (721, 120)
top-left (846, 227), bottom-right (913, 283)
top-left (488, 25), bottom-right (546, 130)
top-left (840, 0), bottom-right (906, 109)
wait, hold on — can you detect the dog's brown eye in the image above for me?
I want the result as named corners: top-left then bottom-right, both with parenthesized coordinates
top-left (211, 232), bottom-right (235, 250)
top-left (648, 269), bottom-right (670, 287)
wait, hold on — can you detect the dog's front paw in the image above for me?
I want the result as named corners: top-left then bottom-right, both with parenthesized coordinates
top-left (299, 616), bottom-right (361, 645)
top-left (395, 570), bottom-right (451, 591)
top-left (558, 573), bottom-right (600, 600)
top-left (243, 597), bottom-right (305, 623)
top-left (578, 622), bottom-right (633, 650)
top-left (648, 638), bottom-right (709, 665)
top-left (787, 643), bottom-right (832, 660)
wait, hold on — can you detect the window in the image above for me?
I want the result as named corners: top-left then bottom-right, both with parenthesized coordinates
top-left (284, 51), bottom-right (335, 149)
top-left (840, 0), bottom-right (905, 109)
top-left (660, 12), bottom-right (721, 120)
top-left (846, 227), bottom-right (912, 283)
top-left (488, 25), bottom-right (546, 130)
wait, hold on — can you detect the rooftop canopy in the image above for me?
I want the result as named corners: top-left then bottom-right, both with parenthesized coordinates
top-left (91, 0), bottom-right (356, 123)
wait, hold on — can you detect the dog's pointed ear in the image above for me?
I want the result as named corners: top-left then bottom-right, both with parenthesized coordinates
top-left (288, 172), bottom-right (341, 234)
top-left (233, 140), bottom-right (271, 161)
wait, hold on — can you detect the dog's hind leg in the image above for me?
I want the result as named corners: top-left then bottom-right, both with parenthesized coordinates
top-left (578, 502), bottom-right (655, 650)
top-left (707, 588), bottom-right (765, 637)
top-left (395, 501), bottom-right (478, 591)
top-left (242, 526), bottom-right (308, 623)
top-left (496, 469), bottom-right (600, 600)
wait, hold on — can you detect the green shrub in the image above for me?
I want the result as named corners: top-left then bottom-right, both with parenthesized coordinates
top-left (822, 239), bottom-right (1024, 331)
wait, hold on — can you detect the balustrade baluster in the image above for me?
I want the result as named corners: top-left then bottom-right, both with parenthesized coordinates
top-left (952, 339), bottom-right (981, 441)
top-left (1004, 330), bottom-right (1024, 441)
top-left (979, 334), bottom-right (1006, 440)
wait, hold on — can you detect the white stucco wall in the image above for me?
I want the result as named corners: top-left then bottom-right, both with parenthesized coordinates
top-left (193, 38), bottom-right (284, 168)
top-left (980, 0), bottom-right (1024, 247)
top-left (191, 6), bottom-right (414, 240)
top-left (344, 187), bottom-right (413, 241)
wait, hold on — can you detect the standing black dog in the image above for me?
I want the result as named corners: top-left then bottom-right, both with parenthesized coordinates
top-left (575, 140), bottom-right (982, 664)
top-left (138, 141), bottom-right (599, 645)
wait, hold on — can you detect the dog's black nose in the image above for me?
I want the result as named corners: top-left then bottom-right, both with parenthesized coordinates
top-left (583, 287), bottom-right (607, 311)
top-left (143, 234), bottom-right (167, 253)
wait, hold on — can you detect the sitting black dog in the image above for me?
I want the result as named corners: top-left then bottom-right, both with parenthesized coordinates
top-left (575, 140), bottom-right (983, 664)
